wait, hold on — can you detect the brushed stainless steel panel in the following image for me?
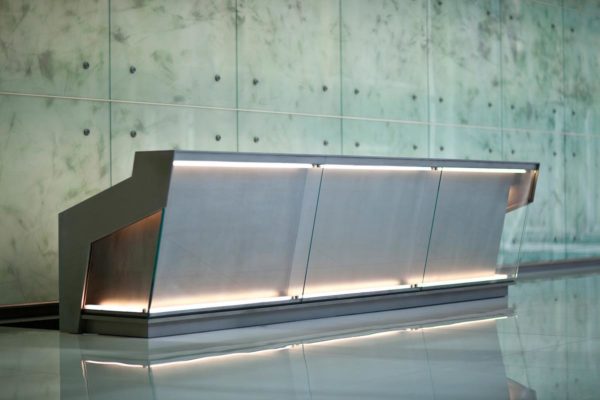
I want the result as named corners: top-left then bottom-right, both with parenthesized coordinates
top-left (150, 166), bottom-right (319, 310)
top-left (85, 211), bottom-right (163, 312)
top-left (303, 169), bottom-right (441, 296)
top-left (423, 172), bottom-right (513, 283)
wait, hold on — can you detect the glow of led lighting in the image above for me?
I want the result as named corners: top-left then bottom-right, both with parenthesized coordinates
top-left (84, 304), bottom-right (145, 313)
top-left (172, 160), bottom-right (314, 169)
top-left (419, 316), bottom-right (508, 331)
top-left (84, 360), bottom-right (148, 369)
top-left (304, 330), bottom-right (401, 347)
top-left (83, 345), bottom-right (293, 370)
top-left (320, 164), bottom-right (432, 171)
top-left (418, 274), bottom-right (508, 288)
top-left (441, 167), bottom-right (527, 174)
top-left (302, 284), bottom-right (412, 299)
top-left (150, 295), bottom-right (293, 314)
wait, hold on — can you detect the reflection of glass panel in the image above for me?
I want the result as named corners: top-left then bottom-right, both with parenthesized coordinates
top-left (237, 0), bottom-right (340, 114)
top-left (341, 0), bottom-right (427, 120)
top-left (0, 95), bottom-right (110, 305)
top-left (501, 0), bottom-right (563, 131)
top-left (0, 0), bottom-right (108, 98)
top-left (342, 120), bottom-right (427, 158)
top-left (85, 211), bottom-right (163, 314)
top-left (565, 136), bottom-right (600, 258)
top-left (150, 166), bottom-right (313, 311)
top-left (111, 103), bottom-right (236, 184)
top-left (503, 131), bottom-right (565, 262)
top-left (430, 126), bottom-right (502, 161)
top-left (429, 0), bottom-right (501, 127)
top-left (238, 112), bottom-right (341, 155)
top-left (110, 0), bottom-right (236, 107)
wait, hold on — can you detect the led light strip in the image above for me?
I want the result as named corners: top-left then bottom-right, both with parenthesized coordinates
top-left (149, 296), bottom-right (293, 315)
top-left (441, 167), bottom-right (527, 174)
top-left (302, 284), bottom-right (412, 299)
top-left (418, 274), bottom-right (508, 288)
top-left (173, 160), bottom-right (314, 168)
top-left (320, 164), bottom-right (432, 171)
top-left (84, 304), bottom-right (145, 313)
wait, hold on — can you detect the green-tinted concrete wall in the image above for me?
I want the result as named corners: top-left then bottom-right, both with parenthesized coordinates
top-left (1, 0), bottom-right (599, 305)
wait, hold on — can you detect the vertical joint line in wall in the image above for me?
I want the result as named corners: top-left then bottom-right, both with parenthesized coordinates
top-left (421, 170), bottom-right (442, 284)
top-left (426, 0), bottom-right (432, 157)
top-left (561, 3), bottom-right (567, 257)
top-left (300, 169), bottom-right (324, 299)
top-left (235, 0), bottom-right (240, 152)
top-left (499, 0), bottom-right (504, 158)
top-left (108, 0), bottom-right (113, 186)
top-left (339, 0), bottom-right (343, 154)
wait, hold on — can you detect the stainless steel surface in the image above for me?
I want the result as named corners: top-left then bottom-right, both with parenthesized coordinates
top-left (149, 166), bottom-right (314, 310)
top-left (303, 169), bottom-right (440, 295)
top-left (423, 171), bottom-right (513, 283)
top-left (85, 211), bottom-right (163, 312)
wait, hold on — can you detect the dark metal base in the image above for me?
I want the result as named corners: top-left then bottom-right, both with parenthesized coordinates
top-left (82, 283), bottom-right (509, 338)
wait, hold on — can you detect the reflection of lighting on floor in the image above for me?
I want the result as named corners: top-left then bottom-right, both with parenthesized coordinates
top-left (150, 295), bottom-right (293, 315)
top-left (302, 283), bottom-right (412, 299)
top-left (419, 274), bottom-right (508, 288)
top-left (83, 346), bottom-right (293, 370)
top-left (84, 304), bottom-right (146, 313)
top-left (173, 160), bottom-right (313, 169)
top-left (303, 330), bottom-right (402, 347)
top-left (84, 360), bottom-right (147, 369)
top-left (82, 316), bottom-right (507, 371)
top-left (441, 167), bottom-right (527, 174)
top-left (320, 164), bottom-right (432, 171)
top-left (419, 316), bottom-right (508, 331)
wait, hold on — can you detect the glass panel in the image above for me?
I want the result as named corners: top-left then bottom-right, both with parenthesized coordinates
top-left (111, 103), bottom-right (237, 184)
top-left (430, 126), bottom-right (502, 160)
top-left (565, 135), bottom-right (600, 258)
top-left (238, 111), bottom-right (341, 154)
top-left (501, 0), bottom-right (563, 131)
top-left (429, 0), bottom-right (501, 127)
top-left (563, 8), bottom-right (600, 135)
top-left (503, 131), bottom-right (565, 262)
top-left (341, 0), bottom-right (428, 121)
top-left (0, 0), bottom-right (108, 98)
top-left (342, 120), bottom-right (428, 157)
top-left (237, 0), bottom-right (340, 114)
top-left (0, 95), bottom-right (110, 305)
top-left (498, 174), bottom-right (534, 273)
top-left (110, 0), bottom-right (236, 107)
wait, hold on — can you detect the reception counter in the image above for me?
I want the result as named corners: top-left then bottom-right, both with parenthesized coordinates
top-left (59, 151), bottom-right (538, 337)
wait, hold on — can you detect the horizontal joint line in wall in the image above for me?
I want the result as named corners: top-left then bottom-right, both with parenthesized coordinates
top-left (0, 91), bottom-right (591, 138)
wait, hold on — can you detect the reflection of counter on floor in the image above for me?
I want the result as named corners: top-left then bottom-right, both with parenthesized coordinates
top-left (61, 303), bottom-right (532, 400)
top-left (59, 151), bottom-right (539, 337)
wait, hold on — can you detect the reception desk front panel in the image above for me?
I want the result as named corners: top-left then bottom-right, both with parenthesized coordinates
top-left (60, 151), bottom-right (538, 337)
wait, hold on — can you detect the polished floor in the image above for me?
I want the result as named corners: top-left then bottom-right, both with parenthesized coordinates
top-left (1, 271), bottom-right (600, 399)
